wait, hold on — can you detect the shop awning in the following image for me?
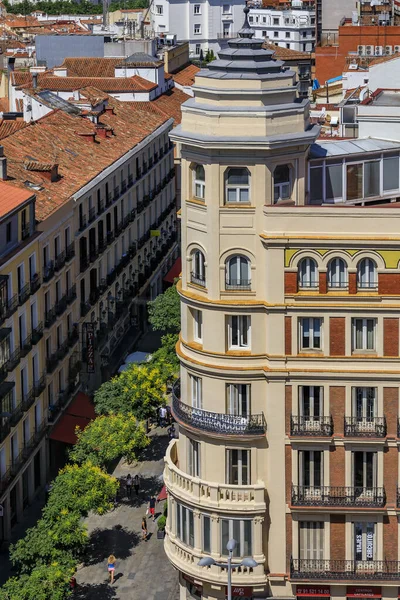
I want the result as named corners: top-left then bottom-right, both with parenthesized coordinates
top-left (49, 392), bottom-right (96, 445)
top-left (163, 257), bottom-right (181, 283)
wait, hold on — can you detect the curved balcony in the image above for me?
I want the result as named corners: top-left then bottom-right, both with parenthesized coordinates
top-left (164, 439), bottom-right (266, 513)
top-left (172, 381), bottom-right (266, 438)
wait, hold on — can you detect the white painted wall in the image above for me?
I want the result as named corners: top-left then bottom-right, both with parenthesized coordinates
top-left (249, 6), bottom-right (315, 52)
top-left (369, 56), bottom-right (400, 91)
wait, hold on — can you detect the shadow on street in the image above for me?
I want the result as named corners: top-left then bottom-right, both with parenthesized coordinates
top-left (138, 433), bottom-right (169, 462)
top-left (74, 582), bottom-right (118, 599)
top-left (84, 525), bottom-right (140, 566)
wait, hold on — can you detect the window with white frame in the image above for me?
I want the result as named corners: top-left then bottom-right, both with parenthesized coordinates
top-left (226, 255), bottom-right (251, 289)
top-left (194, 4), bottom-right (200, 13)
top-left (327, 258), bottom-right (348, 288)
top-left (299, 386), bottom-right (323, 421)
top-left (273, 17), bottom-right (279, 25)
top-left (299, 317), bottom-right (322, 350)
top-left (352, 387), bottom-right (376, 422)
top-left (176, 503), bottom-right (194, 547)
top-left (357, 258), bottom-right (377, 289)
top-left (299, 449), bottom-right (323, 488)
top-left (353, 522), bottom-right (375, 561)
top-left (298, 257), bottom-right (318, 288)
top-left (353, 451), bottom-right (376, 489)
top-left (156, 4), bottom-right (163, 14)
top-left (273, 165), bottom-right (291, 202)
top-left (299, 521), bottom-right (324, 560)
top-left (226, 449), bottom-right (250, 485)
top-left (195, 43), bottom-right (201, 54)
top-left (194, 164), bottom-right (205, 199)
top-left (192, 308), bottom-right (203, 343)
top-left (194, 23), bottom-right (201, 34)
top-left (188, 438), bottom-right (201, 477)
top-left (221, 518), bottom-right (252, 557)
top-left (352, 318), bottom-right (376, 351)
top-left (226, 383), bottom-right (250, 416)
top-left (190, 374), bottom-right (202, 408)
top-left (191, 249), bottom-right (206, 286)
top-left (202, 515), bottom-right (211, 553)
top-left (225, 168), bottom-right (250, 203)
top-left (228, 315), bottom-right (250, 349)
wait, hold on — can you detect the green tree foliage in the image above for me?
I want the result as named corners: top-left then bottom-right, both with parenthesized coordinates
top-left (69, 413), bottom-right (149, 466)
top-left (93, 364), bottom-right (167, 419)
top-left (4, 0), bottom-right (147, 15)
top-left (44, 462), bottom-right (118, 520)
top-left (149, 333), bottom-right (179, 382)
top-left (0, 559), bottom-right (75, 600)
top-left (148, 284), bottom-right (180, 333)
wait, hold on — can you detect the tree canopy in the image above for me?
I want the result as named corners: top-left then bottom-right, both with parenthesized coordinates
top-left (4, 0), bottom-right (147, 15)
top-left (0, 559), bottom-right (75, 600)
top-left (148, 284), bottom-right (180, 333)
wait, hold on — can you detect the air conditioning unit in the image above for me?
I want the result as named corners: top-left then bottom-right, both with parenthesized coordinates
top-left (394, 45), bottom-right (400, 53)
top-left (375, 45), bottom-right (383, 56)
top-left (357, 45), bottom-right (365, 55)
top-left (365, 45), bottom-right (374, 56)
top-left (385, 45), bottom-right (392, 55)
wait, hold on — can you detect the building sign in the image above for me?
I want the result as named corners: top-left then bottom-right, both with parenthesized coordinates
top-left (182, 574), bottom-right (202, 593)
top-left (86, 323), bottom-right (95, 373)
top-left (150, 229), bottom-right (161, 237)
top-left (297, 586), bottom-right (330, 597)
top-left (347, 588), bottom-right (381, 598)
top-left (225, 586), bottom-right (253, 598)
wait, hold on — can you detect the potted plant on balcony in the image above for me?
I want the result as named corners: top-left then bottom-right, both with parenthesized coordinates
top-left (157, 515), bottom-right (166, 539)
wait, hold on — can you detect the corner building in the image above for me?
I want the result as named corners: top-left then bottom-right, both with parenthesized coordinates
top-left (164, 8), bottom-right (400, 600)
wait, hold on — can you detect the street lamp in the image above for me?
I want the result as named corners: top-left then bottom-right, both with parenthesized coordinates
top-left (198, 539), bottom-right (258, 600)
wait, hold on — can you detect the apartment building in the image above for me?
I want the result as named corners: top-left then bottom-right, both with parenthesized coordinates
top-left (0, 89), bottom-right (179, 541)
top-left (248, 4), bottom-right (315, 52)
top-left (164, 8), bottom-right (400, 600)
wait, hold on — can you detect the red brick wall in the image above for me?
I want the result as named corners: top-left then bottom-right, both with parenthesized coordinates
top-left (319, 271), bottom-right (327, 294)
top-left (330, 386), bottom-right (345, 435)
top-left (384, 387), bottom-right (398, 438)
top-left (349, 272), bottom-right (357, 295)
top-left (285, 272), bottom-right (298, 295)
top-left (384, 447), bottom-right (398, 506)
top-left (378, 273), bottom-right (400, 295)
top-left (286, 514), bottom-right (292, 574)
top-left (285, 385), bottom-right (292, 436)
top-left (384, 318), bottom-right (399, 356)
top-left (285, 316), bottom-right (292, 356)
top-left (330, 317), bottom-right (345, 356)
top-left (285, 445), bottom-right (292, 504)
top-left (330, 515), bottom-right (346, 560)
top-left (330, 446), bottom-right (345, 487)
top-left (383, 515), bottom-right (398, 561)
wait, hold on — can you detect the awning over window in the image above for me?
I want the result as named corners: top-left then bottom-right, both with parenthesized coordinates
top-left (49, 392), bottom-right (96, 445)
top-left (163, 257), bottom-right (181, 284)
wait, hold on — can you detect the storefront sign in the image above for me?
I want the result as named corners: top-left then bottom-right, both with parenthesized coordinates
top-left (347, 587), bottom-right (381, 598)
top-left (183, 573), bottom-right (203, 592)
top-left (297, 586), bottom-right (330, 597)
top-left (86, 323), bottom-right (95, 373)
top-left (225, 586), bottom-right (253, 597)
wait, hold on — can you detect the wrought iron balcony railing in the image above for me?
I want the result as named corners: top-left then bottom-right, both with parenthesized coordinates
top-left (30, 274), bottom-right (41, 295)
top-left (32, 322), bottom-right (43, 345)
top-left (291, 485), bottom-right (386, 508)
top-left (190, 272), bottom-right (206, 287)
top-left (345, 416), bottom-right (386, 437)
top-left (54, 250), bottom-right (66, 271)
top-left (290, 558), bottom-right (400, 580)
top-left (33, 374), bottom-right (46, 397)
top-left (65, 242), bottom-right (75, 262)
top-left (43, 261), bottom-right (55, 283)
top-left (225, 279), bottom-right (251, 291)
top-left (18, 282), bottom-right (30, 306)
top-left (172, 381), bottom-right (266, 436)
top-left (291, 415), bottom-right (333, 437)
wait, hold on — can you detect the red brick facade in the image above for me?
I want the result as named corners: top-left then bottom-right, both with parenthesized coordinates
top-left (284, 272), bottom-right (298, 295)
top-left (330, 386), bottom-right (345, 435)
top-left (383, 318), bottom-right (399, 356)
top-left (348, 272), bottom-right (357, 295)
top-left (285, 385), bottom-right (292, 436)
top-left (378, 273), bottom-right (400, 295)
top-left (384, 387), bottom-right (398, 438)
top-left (329, 317), bottom-right (345, 356)
top-left (285, 316), bottom-right (292, 355)
top-left (330, 445), bottom-right (346, 487)
top-left (330, 515), bottom-right (346, 560)
top-left (319, 271), bottom-right (327, 294)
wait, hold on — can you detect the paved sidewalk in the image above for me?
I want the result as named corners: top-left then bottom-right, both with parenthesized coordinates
top-left (74, 430), bottom-right (179, 600)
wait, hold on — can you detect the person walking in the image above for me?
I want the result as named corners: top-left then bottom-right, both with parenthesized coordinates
top-left (148, 495), bottom-right (156, 522)
top-left (159, 405), bottom-right (167, 427)
top-left (167, 423), bottom-right (176, 440)
top-left (107, 555), bottom-right (116, 584)
top-left (141, 516), bottom-right (148, 541)
top-left (134, 474), bottom-right (140, 497)
top-left (126, 474), bottom-right (132, 498)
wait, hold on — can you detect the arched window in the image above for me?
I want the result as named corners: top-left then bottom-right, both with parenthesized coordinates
top-left (191, 249), bottom-right (206, 287)
top-left (357, 258), bottom-right (377, 289)
top-left (328, 258), bottom-right (348, 288)
top-left (226, 255), bottom-right (251, 290)
top-left (298, 257), bottom-right (318, 288)
top-left (194, 165), bottom-right (205, 199)
top-left (274, 165), bottom-right (291, 203)
top-left (226, 168), bottom-right (250, 203)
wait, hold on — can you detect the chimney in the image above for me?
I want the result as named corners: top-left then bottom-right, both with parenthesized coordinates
top-left (0, 146), bottom-right (7, 181)
top-left (32, 73), bottom-right (38, 89)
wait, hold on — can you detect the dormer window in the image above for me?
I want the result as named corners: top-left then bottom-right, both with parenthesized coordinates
top-left (225, 168), bottom-right (250, 204)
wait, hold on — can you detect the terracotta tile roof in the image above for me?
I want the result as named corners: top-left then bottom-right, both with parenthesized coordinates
top-left (15, 99), bottom-right (23, 112)
top-left (130, 88), bottom-right (190, 125)
top-left (1, 93), bottom-right (169, 221)
top-left (170, 64), bottom-right (200, 87)
top-left (0, 119), bottom-right (28, 139)
top-left (24, 160), bottom-right (56, 172)
top-left (0, 97), bottom-right (9, 113)
top-left (0, 180), bottom-right (34, 218)
top-left (78, 86), bottom-right (110, 105)
top-left (263, 41), bottom-right (311, 61)
top-left (37, 75), bottom-right (157, 92)
top-left (58, 57), bottom-right (122, 77)
top-left (369, 53), bottom-right (400, 67)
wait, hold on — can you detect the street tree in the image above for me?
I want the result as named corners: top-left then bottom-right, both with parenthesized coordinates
top-left (0, 559), bottom-right (75, 600)
top-left (148, 284), bottom-right (180, 332)
top-left (149, 333), bottom-right (180, 382)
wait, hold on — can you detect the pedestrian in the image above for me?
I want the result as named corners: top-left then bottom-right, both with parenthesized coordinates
top-left (141, 516), bottom-right (148, 541)
top-left (134, 474), bottom-right (140, 496)
top-left (107, 554), bottom-right (116, 584)
top-left (148, 495), bottom-right (156, 521)
top-left (126, 474), bottom-right (132, 498)
top-left (167, 423), bottom-right (176, 440)
top-left (159, 405), bottom-right (167, 427)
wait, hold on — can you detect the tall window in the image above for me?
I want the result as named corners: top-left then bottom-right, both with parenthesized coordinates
top-left (202, 515), bottom-right (211, 553)
top-left (221, 519), bottom-right (252, 557)
top-left (357, 258), bottom-right (377, 289)
top-left (299, 318), bottom-right (322, 350)
top-left (226, 168), bottom-right (250, 203)
top-left (298, 258), bottom-right (318, 288)
top-left (352, 318), bottom-right (376, 351)
top-left (354, 522), bottom-right (375, 561)
top-left (299, 450), bottom-right (322, 488)
top-left (176, 503), bottom-right (194, 547)
top-left (226, 449), bottom-right (250, 485)
top-left (192, 309), bottom-right (203, 343)
top-left (274, 165), bottom-right (291, 202)
top-left (226, 256), bottom-right (251, 289)
top-left (352, 387), bottom-right (376, 422)
top-left (353, 451), bottom-right (376, 489)
top-left (327, 258), bottom-right (348, 288)
top-left (226, 383), bottom-right (250, 416)
top-left (299, 522), bottom-right (324, 560)
top-left (190, 375), bottom-right (202, 409)
top-left (188, 438), bottom-right (201, 477)
top-left (191, 249), bottom-right (206, 287)
top-left (194, 165), bottom-right (205, 199)
top-left (228, 315), bottom-right (250, 349)
top-left (299, 386), bottom-right (323, 421)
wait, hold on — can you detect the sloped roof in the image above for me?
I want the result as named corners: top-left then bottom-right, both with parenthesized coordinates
top-left (263, 41), bottom-right (311, 61)
top-left (0, 180), bottom-right (34, 218)
top-left (171, 63), bottom-right (200, 87)
top-left (58, 57), bottom-right (122, 77)
top-left (0, 119), bottom-right (28, 140)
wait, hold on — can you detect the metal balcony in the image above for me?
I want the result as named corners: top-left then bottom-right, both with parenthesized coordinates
top-left (54, 251), bottom-right (66, 271)
top-left (97, 200), bottom-right (104, 215)
top-left (80, 255), bottom-right (89, 273)
top-left (7, 348), bottom-right (20, 371)
top-left (225, 279), bottom-right (251, 291)
top-left (18, 283), bottom-right (30, 306)
top-left (172, 381), bottom-right (266, 437)
top-left (114, 186), bottom-right (120, 201)
top-left (290, 416), bottom-right (333, 437)
top-left (65, 241), bottom-right (75, 262)
top-left (10, 402), bottom-right (23, 426)
top-left (80, 301), bottom-right (91, 318)
top-left (66, 284), bottom-right (77, 305)
top-left (291, 485), bottom-right (386, 508)
top-left (30, 274), bottom-right (41, 295)
top-left (55, 295), bottom-right (67, 317)
top-left (79, 215), bottom-right (87, 232)
top-left (21, 389), bottom-right (35, 412)
top-left (43, 261), bottom-right (54, 283)
top-left (0, 420), bottom-right (10, 444)
top-left (88, 206), bottom-right (96, 223)
top-left (345, 416), bottom-right (386, 437)
top-left (20, 334), bottom-right (32, 358)
top-left (33, 374), bottom-right (46, 397)
top-left (46, 354), bottom-right (58, 374)
top-left (291, 558), bottom-right (400, 580)
top-left (32, 322), bottom-right (43, 345)
top-left (190, 272), bottom-right (206, 287)
top-left (44, 307), bottom-right (56, 328)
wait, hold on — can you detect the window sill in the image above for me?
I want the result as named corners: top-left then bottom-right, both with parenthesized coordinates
top-left (222, 203), bottom-right (253, 209)
top-left (190, 341), bottom-right (203, 350)
top-left (298, 350), bottom-right (324, 356)
top-left (351, 351), bottom-right (377, 357)
top-left (226, 349), bottom-right (252, 356)
top-left (187, 198), bottom-right (206, 207)
top-left (188, 282), bottom-right (208, 293)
